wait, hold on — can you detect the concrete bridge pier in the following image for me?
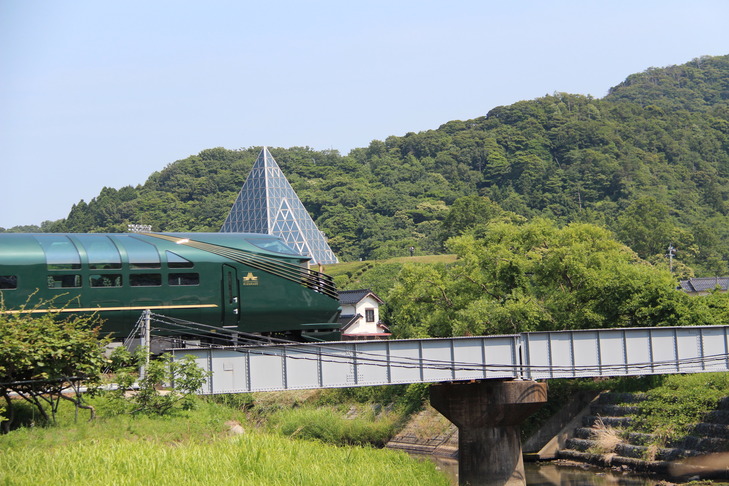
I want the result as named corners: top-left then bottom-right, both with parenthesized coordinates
top-left (430, 380), bottom-right (548, 486)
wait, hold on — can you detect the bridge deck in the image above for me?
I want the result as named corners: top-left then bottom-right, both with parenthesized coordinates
top-left (172, 325), bottom-right (729, 394)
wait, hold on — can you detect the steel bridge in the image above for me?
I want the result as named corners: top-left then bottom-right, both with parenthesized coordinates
top-left (172, 324), bottom-right (729, 395)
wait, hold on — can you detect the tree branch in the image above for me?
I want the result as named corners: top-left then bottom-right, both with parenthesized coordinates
top-left (59, 393), bottom-right (96, 421)
top-left (453, 272), bottom-right (502, 300)
top-left (425, 280), bottom-right (453, 307)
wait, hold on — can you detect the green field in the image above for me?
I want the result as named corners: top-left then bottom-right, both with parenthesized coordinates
top-left (324, 254), bottom-right (458, 295)
top-left (324, 254), bottom-right (458, 276)
top-left (0, 396), bottom-right (449, 486)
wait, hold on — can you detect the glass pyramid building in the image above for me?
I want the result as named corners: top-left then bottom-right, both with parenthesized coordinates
top-left (221, 147), bottom-right (339, 265)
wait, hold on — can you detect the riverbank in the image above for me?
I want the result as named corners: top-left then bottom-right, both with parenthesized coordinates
top-left (556, 391), bottom-right (729, 481)
top-left (429, 457), bottom-right (675, 486)
top-left (387, 373), bottom-right (729, 483)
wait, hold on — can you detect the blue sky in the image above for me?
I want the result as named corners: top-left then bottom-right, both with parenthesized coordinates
top-left (1, 0), bottom-right (728, 228)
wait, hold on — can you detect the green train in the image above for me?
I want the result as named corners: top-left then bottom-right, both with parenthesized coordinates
top-left (0, 232), bottom-right (341, 341)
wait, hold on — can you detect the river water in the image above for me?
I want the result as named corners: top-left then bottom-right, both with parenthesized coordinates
top-left (429, 457), bottom-right (662, 485)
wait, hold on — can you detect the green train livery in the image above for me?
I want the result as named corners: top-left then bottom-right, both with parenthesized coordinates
top-left (0, 232), bottom-right (341, 341)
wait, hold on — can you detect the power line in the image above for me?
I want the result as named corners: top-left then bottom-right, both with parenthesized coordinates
top-left (129, 312), bottom-right (729, 384)
top-left (148, 314), bottom-right (729, 377)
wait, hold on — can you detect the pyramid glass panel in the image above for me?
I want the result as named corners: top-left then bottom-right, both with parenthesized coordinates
top-left (221, 147), bottom-right (338, 264)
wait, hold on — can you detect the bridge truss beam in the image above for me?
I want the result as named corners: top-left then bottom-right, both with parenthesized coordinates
top-left (172, 325), bottom-right (729, 395)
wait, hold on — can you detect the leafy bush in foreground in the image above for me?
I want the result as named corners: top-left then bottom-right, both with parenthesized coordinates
top-left (0, 308), bottom-right (108, 430)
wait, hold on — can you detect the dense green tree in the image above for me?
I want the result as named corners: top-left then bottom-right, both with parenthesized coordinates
top-left (387, 220), bottom-right (696, 338)
top-left (440, 195), bottom-right (504, 238)
top-left (615, 196), bottom-right (697, 261)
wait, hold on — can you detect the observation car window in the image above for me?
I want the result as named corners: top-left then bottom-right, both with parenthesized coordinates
top-left (169, 273), bottom-right (199, 286)
top-left (246, 237), bottom-right (299, 255)
top-left (0, 275), bottom-right (17, 289)
top-left (166, 251), bottom-right (193, 268)
top-left (77, 235), bottom-right (122, 269)
top-left (124, 236), bottom-right (161, 269)
top-left (130, 274), bottom-right (162, 287)
top-left (48, 275), bottom-right (81, 288)
top-left (34, 235), bottom-right (81, 270)
top-left (89, 274), bottom-right (122, 288)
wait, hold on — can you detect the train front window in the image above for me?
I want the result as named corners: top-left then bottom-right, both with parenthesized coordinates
top-left (34, 235), bottom-right (81, 270)
top-left (246, 237), bottom-right (299, 255)
top-left (77, 235), bottom-right (122, 269)
top-left (48, 275), bottom-right (81, 288)
top-left (0, 275), bottom-right (17, 289)
top-left (169, 273), bottom-right (199, 286)
top-left (124, 236), bottom-right (161, 269)
top-left (89, 274), bottom-right (123, 288)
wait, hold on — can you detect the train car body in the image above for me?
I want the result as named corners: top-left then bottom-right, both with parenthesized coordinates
top-left (0, 232), bottom-right (341, 340)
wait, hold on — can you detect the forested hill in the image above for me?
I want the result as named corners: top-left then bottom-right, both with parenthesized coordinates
top-left (6, 54), bottom-right (729, 276)
top-left (605, 55), bottom-right (729, 111)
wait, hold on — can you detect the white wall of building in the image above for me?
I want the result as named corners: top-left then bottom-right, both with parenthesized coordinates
top-left (343, 295), bottom-right (382, 335)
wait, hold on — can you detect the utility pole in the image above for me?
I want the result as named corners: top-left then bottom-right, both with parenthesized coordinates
top-left (140, 309), bottom-right (151, 379)
top-left (667, 244), bottom-right (677, 273)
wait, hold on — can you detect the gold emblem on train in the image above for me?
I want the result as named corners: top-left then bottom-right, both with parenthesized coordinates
top-left (243, 272), bottom-right (259, 286)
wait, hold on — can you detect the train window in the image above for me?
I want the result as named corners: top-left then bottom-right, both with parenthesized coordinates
top-left (130, 274), bottom-right (162, 287)
top-left (0, 275), bottom-right (17, 289)
top-left (125, 236), bottom-right (161, 269)
top-left (166, 251), bottom-right (193, 268)
top-left (169, 273), bottom-right (199, 286)
top-left (77, 235), bottom-right (122, 269)
top-left (34, 235), bottom-right (81, 270)
top-left (47, 275), bottom-right (81, 288)
top-left (246, 236), bottom-right (299, 255)
top-left (89, 274), bottom-right (123, 288)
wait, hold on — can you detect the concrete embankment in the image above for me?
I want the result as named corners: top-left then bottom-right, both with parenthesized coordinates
top-left (386, 406), bottom-right (458, 459)
top-left (556, 392), bottom-right (729, 480)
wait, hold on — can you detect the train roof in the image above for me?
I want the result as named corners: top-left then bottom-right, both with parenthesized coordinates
top-left (0, 232), bottom-right (309, 263)
top-left (159, 233), bottom-right (306, 258)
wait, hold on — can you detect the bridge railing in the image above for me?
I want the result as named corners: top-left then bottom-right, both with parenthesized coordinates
top-left (173, 335), bottom-right (521, 394)
top-left (172, 325), bottom-right (729, 395)
top-left (522, 325), bottom-right (729, 380)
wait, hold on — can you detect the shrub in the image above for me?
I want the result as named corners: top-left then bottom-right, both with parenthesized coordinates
top-left (0, 307), bottom-right (109, 430)
top-left (100, 347), bottom-right (209, 416)
top-left (268, 406), bottom-right (400, 447)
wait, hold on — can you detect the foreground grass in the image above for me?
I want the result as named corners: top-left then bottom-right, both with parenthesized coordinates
top-left (1, 433), bottom-right (448, 486)
top-left (0, 398), bottom-right (448, 486)
top-left (246, 385), bottom-right (428, 447)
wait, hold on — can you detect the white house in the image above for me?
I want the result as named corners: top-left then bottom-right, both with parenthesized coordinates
top-left (338, 289), bottom-right (390, 340)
